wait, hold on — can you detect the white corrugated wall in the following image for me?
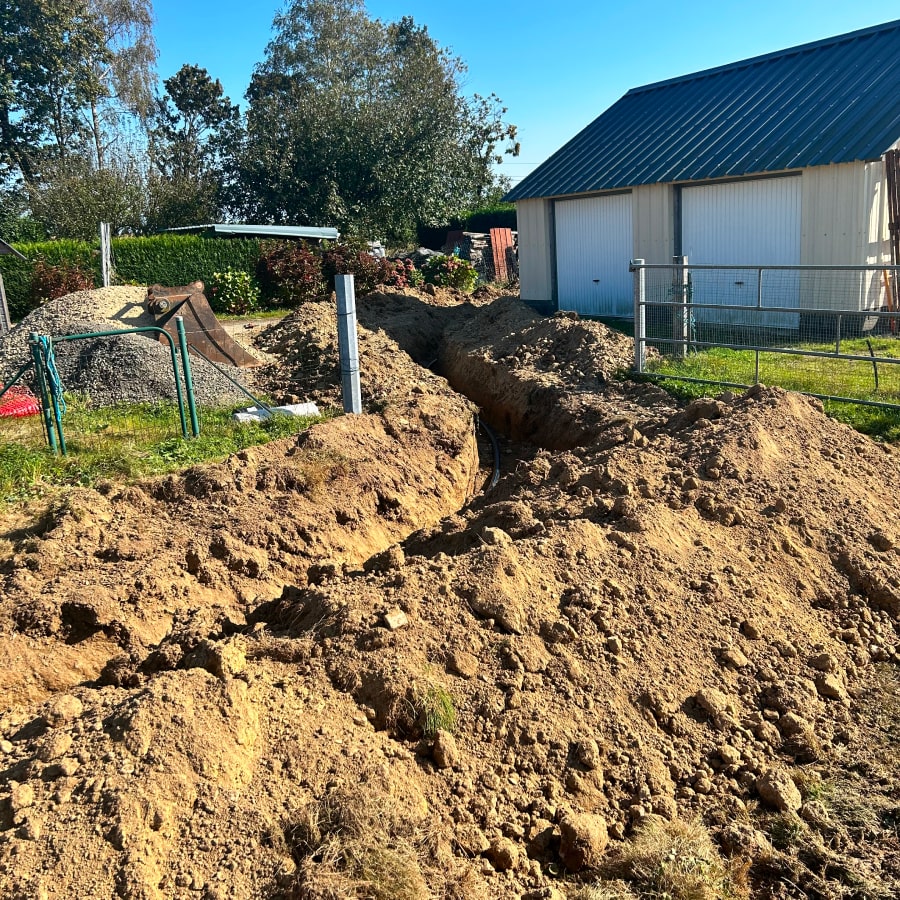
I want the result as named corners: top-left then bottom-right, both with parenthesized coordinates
top-left (555, 193), bottom-right (634, 316)
top-left (682, 177), bottom-right (801, 327)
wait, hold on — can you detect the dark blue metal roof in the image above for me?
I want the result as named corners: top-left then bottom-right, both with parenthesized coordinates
top-left (507, 19), bottom-right (900, 201)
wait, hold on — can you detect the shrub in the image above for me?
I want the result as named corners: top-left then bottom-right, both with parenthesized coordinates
top-left (206, 269), bottom-right (261, 315)
top-left (382, 258), bottom-right (418, 289)
top-left (465, 202), bottom-right (517, 233)
top-left (256, 241), bottom-right (326, 307)
top-left (420, 253), bottom-right (477, 293)
top-left (29, 259), bottom-right (96, 305)
top-left (321, 242), bottom-right (383, 294)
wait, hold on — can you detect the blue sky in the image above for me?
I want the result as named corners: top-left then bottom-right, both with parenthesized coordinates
top-left (152, 1), bottom-right (900, 187)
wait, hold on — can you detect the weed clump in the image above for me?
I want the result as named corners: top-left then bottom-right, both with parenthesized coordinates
top-left (418, 683), bottom-right (456, 738)
top-left (593, 818), bottom-right (749, 900)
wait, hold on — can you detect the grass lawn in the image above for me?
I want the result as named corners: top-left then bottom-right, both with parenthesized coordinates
top-left (0, 397), bottom-right (334, 506)
top-left (647, 336), bottom-right (900, 441)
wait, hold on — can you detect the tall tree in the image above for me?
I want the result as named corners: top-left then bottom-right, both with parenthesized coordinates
top-left (146, 64), bottom-right (239, 228)
top-left (234, 0), bottom-right (518, 241)
top-left (0, 0), bottom-right (109, 182)
top-left (83, 0), bottom-right (157, 170)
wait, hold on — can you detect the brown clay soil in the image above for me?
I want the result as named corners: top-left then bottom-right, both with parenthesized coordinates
top-left (0, 285), bottom-right (898, 900)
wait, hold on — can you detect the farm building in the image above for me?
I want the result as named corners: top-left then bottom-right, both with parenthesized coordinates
top-left (506, 19), bottom-right (900, 320)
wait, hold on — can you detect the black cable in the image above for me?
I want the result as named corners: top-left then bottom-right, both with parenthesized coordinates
top-left (476, 415), bottom-right (501, 491)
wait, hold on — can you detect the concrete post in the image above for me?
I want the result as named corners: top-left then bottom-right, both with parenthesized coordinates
top-left (100, 222), bottom-right (112, 288)
top-left (0, 273), bottom-right (10, 335)
top-left (335, 275), bottom-right (362, 414)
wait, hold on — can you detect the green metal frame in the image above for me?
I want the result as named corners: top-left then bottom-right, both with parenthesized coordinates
top-left (26, 324), bottom-right (201, 455)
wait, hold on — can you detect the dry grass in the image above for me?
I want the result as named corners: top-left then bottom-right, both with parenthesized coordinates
top-left (284, 772), bottom-right (433, 900)
top-left (571, 881), bottom-right (639, 899)
top-left (598, 818), bottom-right (749, 900)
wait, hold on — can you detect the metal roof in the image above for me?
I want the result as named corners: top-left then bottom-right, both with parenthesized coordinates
top-left (166, 223), bottom-right (340, 240)
top-left (507, 19), bottom-right (900, 201)
top-left (0, 239), bottom-right (26, 260)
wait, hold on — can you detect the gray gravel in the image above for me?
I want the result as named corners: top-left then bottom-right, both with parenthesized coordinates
top-left (1, 287), bottom-right (252, 408)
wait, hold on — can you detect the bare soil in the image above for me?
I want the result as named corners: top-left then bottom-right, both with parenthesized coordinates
top-left (0, 285), bottom-right (897, 900)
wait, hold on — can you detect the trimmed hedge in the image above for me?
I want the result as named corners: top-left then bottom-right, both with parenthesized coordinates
top-left (464, 203), bottom-right (517, 233)
top-left (112, 234), bottom-right (262, 289)
top-left (0, 234), bottom-right (263, 322)
top-left (0, 239), bottom-right (100, 321)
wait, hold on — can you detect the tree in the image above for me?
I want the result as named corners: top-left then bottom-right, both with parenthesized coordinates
top-left (83, 0), bottom-right (157, 170)
top-left (0, 0), bottom-right (109, 183)
top-left (146, 64), bottom-right (240, 229)
top-left (27, 153), bottom-right (146, 239)
top-left (233, 1), bottom-right (518, 242)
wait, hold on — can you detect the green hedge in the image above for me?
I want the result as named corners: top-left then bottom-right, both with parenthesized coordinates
top-left (112, 234), bottom-right (261, 289)
top-left (464, 203), bottom-right (517, 233)
top-left (0, 234), bottom-right (263, 322)
top-left (0, 239), bottom-right (100, 321)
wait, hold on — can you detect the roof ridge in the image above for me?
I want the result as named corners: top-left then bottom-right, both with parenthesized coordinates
top-left (625, 18), bottom-right (900, 97)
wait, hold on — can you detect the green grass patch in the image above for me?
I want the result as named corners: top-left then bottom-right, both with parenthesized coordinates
top-left (647, 337), bottom-right (900, 441)
top-left (217, 307), bottom-right (292, 321)
top-left (0, 398), bottom-right (334, 506)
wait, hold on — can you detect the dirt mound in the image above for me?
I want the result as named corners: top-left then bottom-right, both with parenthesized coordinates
top-left (252, 286), bottom-right (494, 407)
top-left (440, 297), bottom-right (671, 449)
top-left (0, 292), bottom-right (898, 899)
top-left (0, 305), bottom-right (479, 708)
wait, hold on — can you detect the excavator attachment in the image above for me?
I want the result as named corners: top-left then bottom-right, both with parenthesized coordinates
top-left (146, 282), bottom-right (262, 368)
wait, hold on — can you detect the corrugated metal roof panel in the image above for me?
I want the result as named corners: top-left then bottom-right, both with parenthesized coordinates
top-left (507, 19), bottom-right (900, 201)
top-left (165, 224), bottom-right (341, 240)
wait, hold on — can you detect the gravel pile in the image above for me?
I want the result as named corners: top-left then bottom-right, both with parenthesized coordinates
top-left (0, 287), bottom-right (251, 407)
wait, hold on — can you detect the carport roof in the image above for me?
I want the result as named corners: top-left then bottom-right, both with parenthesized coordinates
top-left (506, 19), bottom-right (900, 202)
top-left (165, 224), bottom-right (340, 240)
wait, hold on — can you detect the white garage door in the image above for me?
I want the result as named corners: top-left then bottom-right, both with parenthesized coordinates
top-left (555, 193), bottom-right (633, 317)
top-left (682, 177), bottom-right (801, 328)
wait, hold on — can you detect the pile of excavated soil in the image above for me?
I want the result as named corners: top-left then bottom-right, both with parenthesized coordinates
top-left (440, 297), bottom-right (671, 450)
top-left (252, 286), bottom-right (494, 407)
top-left (0, 292), bottom-right (898, 899)
top-left (0, 287), bottom-right (249, 406)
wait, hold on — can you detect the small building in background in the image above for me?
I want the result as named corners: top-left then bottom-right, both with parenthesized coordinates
top-left (506, 20), bottom-right (900, 319)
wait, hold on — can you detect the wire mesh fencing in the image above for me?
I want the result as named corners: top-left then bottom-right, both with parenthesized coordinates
top-left (633, 261), bottom-right (900, 408)
top-left (443, 229), bottom-right (520, 286)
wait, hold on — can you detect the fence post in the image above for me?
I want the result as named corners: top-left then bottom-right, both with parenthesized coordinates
top-left (175, 316), bottom-right (201, 437)
top-left (0, 273), bottom-right (10, 335)
top-left (672, 256), bottom-right (689, 358)
top-left (632, 259), bottom-right (646, 374)
top-left (29, 334), bottom-right (58, 453)
top-left (100, 222), bottom-right (112, 288)
top-left (335, 275), bottom-right (362, 414)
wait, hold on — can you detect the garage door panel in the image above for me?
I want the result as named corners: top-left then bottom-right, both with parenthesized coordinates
top-left (682, 178), bottom-right (801, 328)
top-left (555, 194), bottom-right (633, 316)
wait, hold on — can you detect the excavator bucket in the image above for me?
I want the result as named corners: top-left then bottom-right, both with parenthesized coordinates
top-left (146, 282), bottom-right (262, 368)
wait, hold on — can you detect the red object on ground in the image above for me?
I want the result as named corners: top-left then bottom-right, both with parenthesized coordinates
top-left (0, 385), bottom-right (40, 418)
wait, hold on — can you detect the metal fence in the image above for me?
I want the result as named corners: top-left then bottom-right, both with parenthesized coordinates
top-left (631, 259), bottom-right (900, 409)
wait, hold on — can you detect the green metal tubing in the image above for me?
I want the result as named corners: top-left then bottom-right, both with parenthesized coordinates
top-left (0, 360), bottom-right (34, 403)
top-left (53, 326), bottom-right (188, 439)
top-left (43, 340), bottom-right (67, 456)
top-left (175, 317), bottom-right (200, 437)
top-left (29, 334), bottom-right (57, 453)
